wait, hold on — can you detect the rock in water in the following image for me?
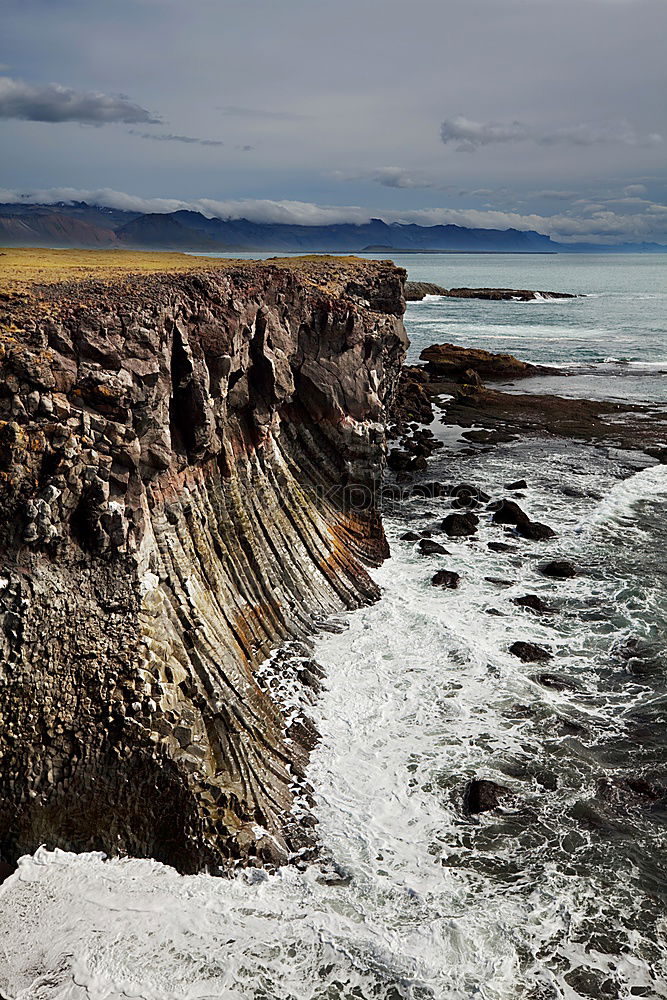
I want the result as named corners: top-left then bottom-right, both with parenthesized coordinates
top-left (418, 539), bottom-right (449, 556)
top-left (463, 778), bottom-right (512, 814)
top-left (431, 570), bottom-right (460, 589)
top-left (0, 253), bottom-right (408, 873)
top-left (540, 559), bottom-right (578, 578)
top-left (404, 281), bottom-right (448, 301)
top-left (513, 595), bottom-right (552, 614)
top-left (509, 641), bottom-right (553, 663)
top-left (420, 343), bottom-right (559, 380)
top-left (441, 512), bottom-right (479, 537)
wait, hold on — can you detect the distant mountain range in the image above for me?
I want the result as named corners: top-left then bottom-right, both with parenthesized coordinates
top-left (0, 201), bottom-right (664, 254)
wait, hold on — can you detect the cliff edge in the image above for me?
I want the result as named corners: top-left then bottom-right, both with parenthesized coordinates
top-left (0, 250), bottom-right (407, 873)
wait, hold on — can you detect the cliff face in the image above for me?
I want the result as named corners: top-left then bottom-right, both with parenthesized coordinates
top-left (0, 256), bottom-right (407, 873)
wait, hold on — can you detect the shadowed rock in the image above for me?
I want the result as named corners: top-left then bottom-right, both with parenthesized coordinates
top-left (540, 559), bottom-right (578, 578)
top-left (404, 281), bottom-right (448, 301)
top-left (420, 343), bottom-right (559, 380)
top-left (513, 595), bottom-right (552, 614)
top-left (431, 570), bottom-right (460, 589)
top-left (441, 512), bottom-right (479, 537)
top-left (418, 539), bottom-right (449, 556)
top-left (510, 641), bottom-right (553, 663)
top-left (463, 778), bottom-right (512, 814)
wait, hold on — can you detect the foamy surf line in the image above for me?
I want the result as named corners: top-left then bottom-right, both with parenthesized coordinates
top-left (2, 441), bottom-right (666, 999)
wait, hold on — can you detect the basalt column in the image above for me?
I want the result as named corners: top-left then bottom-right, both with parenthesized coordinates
top-left (0, 258), bottom-right (407, 873)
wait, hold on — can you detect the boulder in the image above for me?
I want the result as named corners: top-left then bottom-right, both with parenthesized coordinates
top-left (490, 499), bottom-right (529, 526)
top-left (431, 570), bottom-right (460, 589)
top-left (487, 541), bottom-right (517, 553)
top-left (531, 672), bottom-right (577, 691)
top-left (399, 531), bottom-right (420, 542)
top-left (420, 342), bottom-right (557, 381)
top-left (509, 641), bottom-right (552, 663)
top-left (540, 559), bottom-right (578, 578)
top-left (505, 479), bottom-right (527, 490)
top-left (512, 595), bottom-right (551, 614)
top-left (516, 520), bottom-right (556, 541)
top-left (441, 512), bottom-right (479, 537)
top-left (418, 539), bottom-right (449, 556)
top-left (463, 778), bottom-right (512, 814)
top-left (450, 482), bottom-right (491, 507)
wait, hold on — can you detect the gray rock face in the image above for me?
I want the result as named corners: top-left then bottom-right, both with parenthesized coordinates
top-left (0, 259), bottom-right (407, 872)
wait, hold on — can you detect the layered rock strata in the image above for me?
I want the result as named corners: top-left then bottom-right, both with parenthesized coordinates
top-left (0, 254), bottom-right (407, 873)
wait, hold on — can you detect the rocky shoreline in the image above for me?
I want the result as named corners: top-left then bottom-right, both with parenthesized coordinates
top-left (389, 341), bottom-right (667, 473)
top-left (0, 251), bottom-right (407, 874)
top-left (404, 281), bottom-right (580, 302)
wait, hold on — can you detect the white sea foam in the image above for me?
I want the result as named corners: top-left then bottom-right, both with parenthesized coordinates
top-left (2, 445), bottom-right (666, 999)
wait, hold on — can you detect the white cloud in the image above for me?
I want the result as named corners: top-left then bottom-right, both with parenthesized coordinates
top-left (440, 115), bottom-right (663, 152)
top-left (0, 75), bottom-right (159, 125)
top-left (1, 186), bottom-right (666, 244)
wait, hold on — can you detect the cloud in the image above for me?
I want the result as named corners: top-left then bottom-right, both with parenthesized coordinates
top-left (332, 167), bottom-right (440, 189)
top-left (624, 183), bottom-right (648, 196)
top-left (218, 105), bottom-right (306, 121)
top-left (128, 130), bottom-right (224, 146)
top-left (440, 115), bottom-right (663, 152)
top-left (0, 75), bottom-right (159, 125)
top-left (1, 186), bottom-right (666, 244)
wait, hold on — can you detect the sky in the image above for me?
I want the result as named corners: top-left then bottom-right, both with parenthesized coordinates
top-left (1, 0), bottom-right (666, 244)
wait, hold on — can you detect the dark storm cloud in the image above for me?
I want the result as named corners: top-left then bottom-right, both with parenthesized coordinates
top-left (129, 130), bottom-right (224, 146)
top-left (440, 116), bottom-right (664, 153)
top-left (0, 75), bottom-right (159, 124)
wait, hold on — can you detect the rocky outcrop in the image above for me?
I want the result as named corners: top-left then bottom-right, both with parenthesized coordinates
top-left (420, 342), bottom-right (557, 380)
top-left (441, 287), bottom-right (577, 302)
top-left (404, 281), bottom-right (448, 301)
top-left (404, 283), bottom-right (577, 302)
top-left (0, 255), bottom-right (407, 873)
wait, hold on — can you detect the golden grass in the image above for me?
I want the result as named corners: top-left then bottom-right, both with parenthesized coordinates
top-left (0, 247), bottom-right (374, 295)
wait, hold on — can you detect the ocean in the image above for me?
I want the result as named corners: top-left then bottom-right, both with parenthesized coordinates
top-left (1, 254), bottom-right (666, 1000)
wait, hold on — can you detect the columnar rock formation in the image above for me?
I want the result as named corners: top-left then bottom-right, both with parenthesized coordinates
top-left (0, 253), bottom-right (407, 873)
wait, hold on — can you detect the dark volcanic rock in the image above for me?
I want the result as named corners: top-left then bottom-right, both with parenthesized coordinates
top-left (441, 512), bottom-right (479, 537)
top-left (391, 365), bottom-right (434, 427)
top-left (445, 287), bottom-right (577, 302)
top-left (517, 520), bottom-right (557, 541)
top-left (532, 673), bottom-right (577, 691)
top-left (387, 448), bottom-right (413, 471)
top-left (400, 531), bottom-right (421, 542)
top-left (418, 539), bottom-right (449, 556)
top-left (505, 479), bottom-right (527, 490)
top-left (431, 570), bottom-right (460, 589)
top-left (540, 559), bottom-right (578, 578)
top-left (404, 280), bottom-right (448, 301)
top-left (510, 641), bottom-right (553, 663)
top-left (490, 500), bottom-right (555, 540)
top-left (490, 499), bottom-right (530, 526)
top-left (420, 342), bottom-right (558, 381)
top-left (513, 595), bottom-right (552, 614)
top-left (0, 256), bottom-right (407, 873)
top-left (463, 778), bottom-right (512, 814)
top-left (487, 541), bottom-right (517, 553)
top-left (450, 482), bottom-right (491, 507)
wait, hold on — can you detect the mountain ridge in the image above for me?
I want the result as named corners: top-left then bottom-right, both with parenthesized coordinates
top-left (0, 202), bottom-right (664, 253)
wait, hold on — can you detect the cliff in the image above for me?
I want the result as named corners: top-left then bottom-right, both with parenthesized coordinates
top-left (0, 250), bottom-right (407, 873)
